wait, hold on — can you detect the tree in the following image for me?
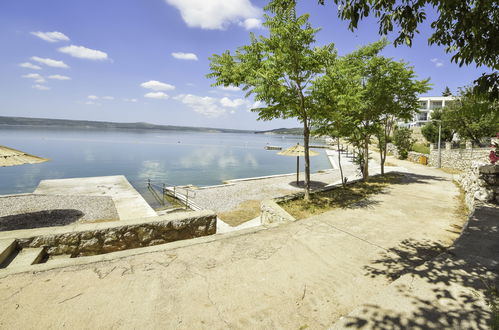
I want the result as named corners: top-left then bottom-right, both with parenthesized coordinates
top-left (442, 86), bottom-right (452, 97)
top-left (305, 0), bottom-right (498, 98)
top-left (442, 87), bottom-right (499, 145)
top-left (313, 39), bottom-right (429, 178)
top-left (393, 127), bottom-right (415, 159)
top-left (207, 0), bottom-right (336, 200)
top-left (421, 109), bottom-right (453, 144)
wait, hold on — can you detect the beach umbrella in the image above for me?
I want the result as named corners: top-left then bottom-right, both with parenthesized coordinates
top-left (278, 143), bottom-right (319, 185)
top-left (0, 145), bottom-right (49, 167)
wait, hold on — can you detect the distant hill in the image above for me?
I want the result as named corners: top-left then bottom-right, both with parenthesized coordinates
top-left (0, 116), bottom-right (255, 134)
top-left (255, 127), bottom-right (303, 135)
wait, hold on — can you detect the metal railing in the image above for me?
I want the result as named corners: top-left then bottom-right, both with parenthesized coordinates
top-left (146, 179), bottom-right (199, 210)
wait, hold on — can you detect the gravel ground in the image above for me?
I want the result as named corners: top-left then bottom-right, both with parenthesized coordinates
top-left (0, 194), bottom-right (119, 231)
top-left (190, 166), bottom-right (363, 213)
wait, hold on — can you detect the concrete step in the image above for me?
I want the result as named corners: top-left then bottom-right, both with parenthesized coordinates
top-left (6, 248), bottom-right (45, 269)
top-left (0, 239), bottom-right (17, 266)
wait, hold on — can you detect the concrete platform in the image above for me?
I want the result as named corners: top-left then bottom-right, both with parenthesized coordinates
top-left (34, 175), bottom-right (157, 220)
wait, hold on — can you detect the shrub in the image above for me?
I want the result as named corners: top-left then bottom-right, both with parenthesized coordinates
top-left (393, 128), bottom-right (415, 159)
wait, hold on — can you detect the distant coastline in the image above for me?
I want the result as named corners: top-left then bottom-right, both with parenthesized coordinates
top-left (0, 116), bottom-right (302, 135)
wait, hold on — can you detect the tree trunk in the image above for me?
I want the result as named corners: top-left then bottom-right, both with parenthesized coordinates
top-left (303, 120), bottom-right (311, 200)
top-left (363, 136), bottom-right (369, 181)
top-left (337, 138), bottom-right (345, 188)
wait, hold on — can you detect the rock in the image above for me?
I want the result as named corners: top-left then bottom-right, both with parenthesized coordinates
top-left (80, 238), bottom-right (101, 252)
top-left (149, 239), bottom-right (166, 246)
top-left (136, 227), bottom-right (154, 243)
top-left (474, 188), bottom-right (494, 202)
top-left (479, 164), bottom-right (499, 174)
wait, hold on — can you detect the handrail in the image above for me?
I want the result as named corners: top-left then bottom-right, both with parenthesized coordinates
top-left (146, 179), bottom-right (197, 209)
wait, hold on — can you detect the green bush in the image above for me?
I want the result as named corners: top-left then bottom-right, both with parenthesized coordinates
top-left (411, 143), bottom-right (430, 154)
top-left (393, 128), bottom-right (415, 159)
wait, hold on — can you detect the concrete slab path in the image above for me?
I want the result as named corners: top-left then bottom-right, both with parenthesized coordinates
top-left (0, 160), bottom-right (476, 329)
top-left (34, 175), bottom-right (157, 220)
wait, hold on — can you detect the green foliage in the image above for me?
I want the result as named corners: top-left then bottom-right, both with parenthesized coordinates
top-left (442, 86), bottom-right (452, 97)
top-left (313, 0), bottom-right (498, 70)
top-left (411, 143), bottom-right (430, 155)
top-left (207, 0), bottom-right (337, 198)
top-left (312, 39), bottom-right (430, 177)
top-left (442, 87), bottom-right (499, 144)
top-left (393, 127), bottom-right (415, 159)
top-left (420, 109), bottom-right (454, 144)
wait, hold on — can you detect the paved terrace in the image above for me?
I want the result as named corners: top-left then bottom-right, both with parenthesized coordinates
top-left (1, 158), bottom-right (494, 328)
top-left (34, 175), bottom-right (157, 220)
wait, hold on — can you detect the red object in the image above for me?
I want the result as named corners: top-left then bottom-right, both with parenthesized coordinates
top-left (490, 150), bottom-right (499, 164)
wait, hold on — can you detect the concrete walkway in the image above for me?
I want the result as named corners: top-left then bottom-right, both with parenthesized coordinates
top-left (34, 175), bottom-right (157, 220)
top-left (0, 159), bottom-right (481, 329)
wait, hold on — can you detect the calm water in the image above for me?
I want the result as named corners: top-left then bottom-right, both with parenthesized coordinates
top-left (0, 127), bottom-right (330, 199)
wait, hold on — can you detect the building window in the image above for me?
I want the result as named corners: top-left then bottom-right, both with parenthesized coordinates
top-left (417, 112), bottom-right (428, 121)
top-left (430, 101), bottom-right (442, 109)
top-left (419, 101), bottom-right (427, 109)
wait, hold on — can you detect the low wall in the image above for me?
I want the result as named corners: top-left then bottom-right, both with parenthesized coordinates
top-left (4, 210), bottom-right (217, 257)
top-left (456, 163), bottom-right (499, 210)
top-left (261, 199), bottom-right (296, 225)
top-left (407, 151), bottom-right (427, 164)
top-left (428, 143), bottom-right (490, 170)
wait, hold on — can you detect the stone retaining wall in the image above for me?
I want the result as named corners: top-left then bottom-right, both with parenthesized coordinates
top-left (261, 199), bottom-right (297, 225)
top-left (10, 210), bottom-right (217, 257)
top-left (428, 143), bottom-right (490, 170)
top-left (456, 163), bottom-right (499, 210)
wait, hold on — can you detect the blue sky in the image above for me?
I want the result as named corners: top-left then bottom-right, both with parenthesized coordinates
top-left (0, 0), bottom-right (488, 130)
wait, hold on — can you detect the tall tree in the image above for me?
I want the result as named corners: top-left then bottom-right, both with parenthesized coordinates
top-left (421, 108), bottom-right (454, 143)
top-left (313, 39), bottom-right (429, 179)
top-left (207, 0), bottom-right (336, 199)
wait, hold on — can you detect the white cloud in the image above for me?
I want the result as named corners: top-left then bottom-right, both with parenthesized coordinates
top-left (22, 73), bottom-right (45, 83)
top-left (32, 84), bottom-right (50, 90)
top-left (164, 0), bottom-right (261, 30)
top-left (31, 31), bottom-right (69, 43)
top-left (144, 92), bottom-right (169, 99)
top-left (239, 18), bottom-right (262, 30)
top-left (102, 96), bottom-right (114, 100)
top-left (220, 96), bottom-right (245, 108)
top-left (430, 58), bottom-right (444, 67)
top-left (140, 80), bottom-right (175, 91)
top-left (174, 94), bottom-right (226, 117)
top-left (58, 45), bottom-right (108, 60)
top-left (31, 56), bottom-right (69, 68)
top-left (19, 62), bottom-right (42, 70)
top-left (87, 95), bottom-right (99, 100)
top-left (124, 98), bottom-right (138, 102)
top-left (217, 85), bottom-right (241, 92)
top-left (171, 52), bottom-right (199, 61)
top-left (85, 100), bottom-right (101, 106)
top-left (48, 74), bottom-right (71, 80)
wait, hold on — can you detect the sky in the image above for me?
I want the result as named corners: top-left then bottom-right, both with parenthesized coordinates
top-left (0, 0), bottom-right (489, 130)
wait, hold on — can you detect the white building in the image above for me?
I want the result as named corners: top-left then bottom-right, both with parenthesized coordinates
top-left (403, 96), bottom-right (455, 127)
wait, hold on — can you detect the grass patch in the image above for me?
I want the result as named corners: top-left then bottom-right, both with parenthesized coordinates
top-left (384, 161), bottom-right (397, 166)
top-left (439, 167), bottom-right (464, 175)
top-left (218, 200), bottom-right (261, 227)
top-left (411, 143), bottom-right (430, 154)
top-left (280, 173), bottom-right (401, 220)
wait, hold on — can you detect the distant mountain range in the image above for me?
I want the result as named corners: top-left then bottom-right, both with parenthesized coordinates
top-left (0, 116), bottom-right (302, 135)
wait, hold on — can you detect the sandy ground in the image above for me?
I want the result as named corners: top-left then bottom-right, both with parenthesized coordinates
top-left (0, 158), bottom-right (474, 329)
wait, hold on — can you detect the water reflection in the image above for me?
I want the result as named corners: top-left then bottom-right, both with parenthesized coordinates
top-left (0, 128), bottom-right (330, 194)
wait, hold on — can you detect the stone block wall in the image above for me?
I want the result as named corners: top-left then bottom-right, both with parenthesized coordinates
top-left (14, 210), bottom-right (217, 257)
top-left (428, 143), bottom-right (490, 170)
top-left (261, 199), bottom-right (296, 225)
top-left (456, 163), bottom-right (499, 210)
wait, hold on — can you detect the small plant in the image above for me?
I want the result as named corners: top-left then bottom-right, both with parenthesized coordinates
top-left (489, 133), bottom-right (499, 164)
top-left (393, 127), bottom-right (415, 159)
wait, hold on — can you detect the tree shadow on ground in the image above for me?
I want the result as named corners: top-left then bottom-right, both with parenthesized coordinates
top-left (340, 238), bottom-right (499, 329)
top-left (0, 209), bottom-right (84, 231)
top-left (288, 180), bottom-right (329, 189)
